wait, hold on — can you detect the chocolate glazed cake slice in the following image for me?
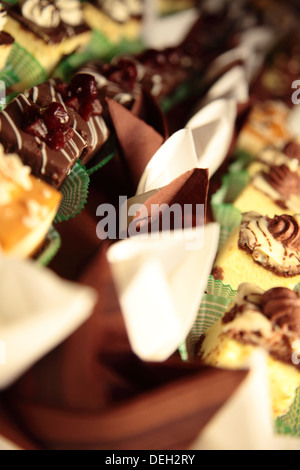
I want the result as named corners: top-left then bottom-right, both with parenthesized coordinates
top-left (0, 93), bottom-right (87, 189)
top-left (25, 75), bottom-right (109, 165)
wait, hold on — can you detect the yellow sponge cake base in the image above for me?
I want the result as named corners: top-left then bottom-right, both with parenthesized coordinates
top-left (233, 185), bottom-right (292, 217)
top-left (3, 16), bottom-right (91, 90)
top-left (83, 4), bottom-right (141, 44)
top-left (201, 324), bottom-right (300, 418)
top-left (214, 227), bottom-right (300, 291)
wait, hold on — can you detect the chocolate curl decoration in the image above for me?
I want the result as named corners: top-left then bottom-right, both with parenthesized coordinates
top-left (3, 244), bottom-right (247, 450)
top-left (107, 91), bottom-right (167, 192)
top-left (131, 169), bottom-right (209, 236)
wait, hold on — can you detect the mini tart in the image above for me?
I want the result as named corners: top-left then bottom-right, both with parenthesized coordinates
top-left (234, 163), bottom-right (300, 216)
top-left (83, 1), bottom-right (142, 44)
top-left (0, 150), bottom-right (61, 258)
top-left (236, 100), bottom-right (292, 157)
top-left (198, 283), bottom-right (300, 418)
top-left (213, 212), bottom-right (300, 292)
top-left (3, 2), bottom-right (91, 91)
top-left (0, 31), bottom-right (14, 70)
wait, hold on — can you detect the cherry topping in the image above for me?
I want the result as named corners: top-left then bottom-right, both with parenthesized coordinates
top-left (102, 58), bottom-right (138, 92)
top-left (23, 102), bottom-right (74, 151)
top-left (47, 127), bottom-right (74, 151)
top-left (24, 119), bottom-right (48, 140)
top-left (69, 74), bottom-right (98, 100)
top-left (43, 103), bottom-right (70, 130)
top-left (65, 96), bottom-right (80, 113)
top-left (56, 74), bottom-right (103, 122)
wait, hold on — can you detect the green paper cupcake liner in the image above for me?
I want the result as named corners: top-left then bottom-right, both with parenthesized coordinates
top-left (211, 161), bottom-right (251, 249)
top-left (0, 42), bottom-right (46, 91)
top-left (54, 162), bottom-right (90, 223)
top-left (86, 152), bottom-right (115, 176)
top-left (35, 226), bottom-right (61, 267)
top-left (185, 276), bottom-right (237, 359)
top-left (185, 275), bottom-right (300, 437)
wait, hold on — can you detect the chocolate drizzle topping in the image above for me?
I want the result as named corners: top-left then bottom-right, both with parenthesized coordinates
top-left (261, 288), bottom-right (300, 336)
top-left (264, 165), bottom-right (300, 198)
top-left (268, 214), bottom-right (300, 251)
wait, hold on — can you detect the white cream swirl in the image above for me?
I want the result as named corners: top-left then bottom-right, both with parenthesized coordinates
top-left (21, 0), bottom-right (83, 28)
top-left (0, 4), bottom-right (7, 31)
top-left (98, 0), bottom-right (143, 23)
top-left (239, 212), bottom-right (300, 277)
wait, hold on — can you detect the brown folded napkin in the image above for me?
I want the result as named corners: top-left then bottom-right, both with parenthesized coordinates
top-left (107, 92), bottom-right (167, 192)
top-left (129, 168), bottom-right (209, 235)
top-left (3, 243), bottom-right (248, 450)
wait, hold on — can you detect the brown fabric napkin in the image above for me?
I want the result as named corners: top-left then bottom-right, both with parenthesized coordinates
top-left (3, 243), bottom-right (248, 450)
top-left (130, 168), bottom-right (209, 235)
top-left (107, 92), bottom-right (167, 192)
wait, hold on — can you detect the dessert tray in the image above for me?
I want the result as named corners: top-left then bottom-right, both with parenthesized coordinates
top-left (1, 0), bottom-right (300, 451)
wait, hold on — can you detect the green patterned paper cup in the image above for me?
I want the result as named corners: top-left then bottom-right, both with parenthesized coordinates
top-left (35, 226), bottom-right (61, 267)
top-left (0, 42), bottom-right (46, 92)
top-left (186, 276), bottom-right (237, 359)
top-left (54, 162), bottom-right (90, 223)
top-left (211, 163), bottom-right (250, 249)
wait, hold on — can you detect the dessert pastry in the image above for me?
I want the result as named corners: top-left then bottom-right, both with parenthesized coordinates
top-left (3, 0), bottom-right (91, 90)
top-left (0, 4), bottom-right (14, 71)
top-left (78, 43), bottom-right (201, 109)
top-left (233, 163), bottom-right (300, 216)
top-left (212, 212), bottom-right (300, 291)
top-left (255, 141), bottom-right (300, 173)
top-left (0, 145), bottom-right (61, 258)
top-left (236, 101), bottom-right (292, 157)
top-left (198, 283), bottom-right (300, 418)
top-left (24, 74), bottom-right (109, 164)
top-left (83, 0), bottom-right (143, 45)
top-left (77, 58), bottom-right (141, 111)
top-left (0, 87), bottom-right (98, 188)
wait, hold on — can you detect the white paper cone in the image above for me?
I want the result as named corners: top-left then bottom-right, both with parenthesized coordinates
top-left (186, 98), bottom-right (237, 177)
top-left (107, 223), bottom-right (220, 361)
top-left (136, 128), bottom-right (198, 195)
top-left (0, 257), bottom-right (97, 389)
top-left (142, 0), bottom-right (199, 49)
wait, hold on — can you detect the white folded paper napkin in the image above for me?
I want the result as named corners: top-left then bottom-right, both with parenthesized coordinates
top-left (142, 0), bottom-right (199, 49)
top-left (202, 66), bottom-right (249, 105)
top-left (192, 351), bottom-right (300, 450)
top-left (0, 257), bottom-right (97, 389)
top-left (136, 98), bottom-right (236, 195)
top-left (107, 223), bottom-right (220, 362)
top-left (205, 26), bottom-right (275, 86)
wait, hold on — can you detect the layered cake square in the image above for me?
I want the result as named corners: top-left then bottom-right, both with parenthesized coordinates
top-left (213, 212), bottom-right (300, 291)
top-left (0, 145), bottom-right (61, 258)
top-left (198, 283), bottom-right (300, 418)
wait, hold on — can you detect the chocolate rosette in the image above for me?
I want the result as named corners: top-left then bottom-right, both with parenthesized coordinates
top-left (261, 287), bottom-right (300, 336)
top-left (268, 215), bottom-right (300, 251)
top-left (264, 165), bottom-right (300, 199)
